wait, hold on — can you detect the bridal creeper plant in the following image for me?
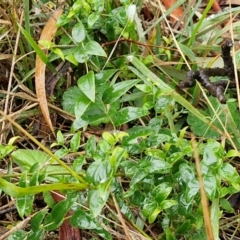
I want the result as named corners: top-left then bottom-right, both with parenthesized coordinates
top-left (1, 0), bottom-right (240, 239)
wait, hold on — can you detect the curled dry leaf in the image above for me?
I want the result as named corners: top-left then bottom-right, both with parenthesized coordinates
top-left (35, 7), bottom-right (63, 134)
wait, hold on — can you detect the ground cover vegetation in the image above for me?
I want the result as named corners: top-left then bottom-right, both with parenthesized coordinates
top-left (0, 0), bottom-right (240, 239)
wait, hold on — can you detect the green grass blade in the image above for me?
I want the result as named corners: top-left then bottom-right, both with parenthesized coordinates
top-left (127, 55), bottom-right (224, 136)
top-left (18, 23), bottom-right (55, 72)
top-left (0, 177), bottom-right (87, 198)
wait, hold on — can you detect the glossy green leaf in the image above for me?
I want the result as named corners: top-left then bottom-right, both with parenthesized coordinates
top-left (72, 22), bottom-right (85, 43)
top-left (27, 229), bottom-right (45, 240)
top-left (62, 86), bottom-right (83, 115)
top-left (74, 45), bottom-right (88, 63)
top-left (176, 220), bottom-right (191, 234)
top-left (130, 168), bottom-right (148, 186)
top-left (165, 228), bottom-right (176, 240)
top-left (73, 155), bottom-right (85, 172)
top-left (8, 230), bottom-right (26, 240)
top-left (219, 163), bottom-right (240, 183)
top-left (142, 200), bottom-right (157, 219)
top-left (70, 209), bottom-right (99, 229)
top-left (102, 132), bottom-right (115, 145)
top-left (203, 174), bottom-right (218, 199)
top-left (56, 130), bottom-right (64, 146)
top-left (185, 179), bottom-right (199, 202)
top-left (159, 200), bottom-right (178, 210)
top-left (51, 201), bottom-right (70, 226)
top-left (16, 172), bottom-right (34, 217)
top-left (70, 132), bottom-right (81, 152)
top-left (78, 71), bottom-right (95, 102)
top-left (74, 94), bottom-right (92, 119)
top-left (88, 13), bottom-right (100, 28)
top-left (203, 145), bottom-right (218, 165)
top-left (85, 136), bottom-right (96, 158)
top-left (84, 40), bottom-right (107, 57)
top-left (220, 198), bottom-right (234, 213)
top-left (102, 79), bottom-right (140, 104)
top-left (88, 187), bottom-right (110, 217)
top-left (112, 107), bottom-right (149, 126)
top-left (65, 53), bottom-right (78, 66)
top-left (0, 144), bottom-right (16, 160)
top-left (95, 69), bottom-right (118, 84)
top-left (45, 193), bottom-right (77, 231)
top-left (31, 209), bottom-right (48, 232)
top-left (86, 160), bottom-right (112, 185)
top-left (153, 184), bottom-right (172, 203)
top-left (11, 150), bottom-right (50, 170)
top-left (109, 146), bottom-right (126, 171)
top-left (57, 14), bottom-right (69, 27)
top-left (122, 126), bottom-right (154, 145)
top-left (149, 206), bottom-right (161, 224)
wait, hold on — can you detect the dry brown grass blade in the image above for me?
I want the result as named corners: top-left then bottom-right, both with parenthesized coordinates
top-left (111, 192), bottom-right (132, 240)
top-left (35, 7), bottom-right (63, 135)
top-left (191, 134), bottom-right (214, 240)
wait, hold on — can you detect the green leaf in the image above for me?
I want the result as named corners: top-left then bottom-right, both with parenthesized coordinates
top-left (8, 230), bottom-right (26, 240)
top-left (56, 130), bottom-right (64, 145)
top-left (74, 94), bottom-right (91, 119)
top-left (72, 22), bottom-right (85, 43)
top-left (74, 45), bottom-right (88, 63)
top-left (73, 156), bottom-right (85, 172)
top-left (159, 200), bottom-right (178, 210)
top-left (85, 136), bottom-right (96, 157)
top-left (112, 107), bottom-right (149, 126)
top-left (178, 42), bottom-right (196, 62)
top-left (185, 179), bottom-right (199, 202)
top-left (11, 150), bottom-right (49, 172)
top-left (70, 209), bottom-right (99, 229)
top-left (109, 146), bottom-right (126, 171)
top-left (78, 71), bottom-right (95, 102)
top-left (220, 198), bottom-right (234, 213)
top-left (102, 132), bottom-right (115, 145)
top-left (219, 163), bottom-right (240, 183)
top-left (84, 40), bottom-right (107, 57)
top-left (148, 158), bottom-right (171, 174)
top-left (102, 79), bottom-right (140, 104)
top-left (122, 126), bottom-right (154, 145)
top-left (16, 172), bottom-right (34, 217)
top-left (130, 168), bottom-right (148, 186)
top-left (95, 69), bottom-right (118, 84)
top-left (45, 193), bottom-right (77, 231)
top-left (62, 86), bottom-right (83, 115)
top-left (165, 228), bottom-right (176, 240)
top-left (65, 54), bottom-right (78, 66)
top-left (203, 174), bottom-right (220, 200)
top-left (142, 200), bottom-right (157, 219)
top-left (202, 145), bottom-right (218, 166)
top-left (31, 209), bottom-right (48, 232)
top-left (86, 160), bottom-right (112, 185)
top-left (27, 229), bottom-right (45, 240)
top-left (88, 13), bottom-right (100, 28)
top-left (0, 144), bottom-right (16, 160)
top-left (70, 132), bottom-right (81, 152)
top-left (149, 206), bottom-right (161, 224)
top-left (153, 184), bottom-right (172, 203)
top-left (88, 187), bottom-right (110, 217)
top-left (176, 220), bottom-right (191, 234)
top-left (52, 48), bottom-right (65, 61)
